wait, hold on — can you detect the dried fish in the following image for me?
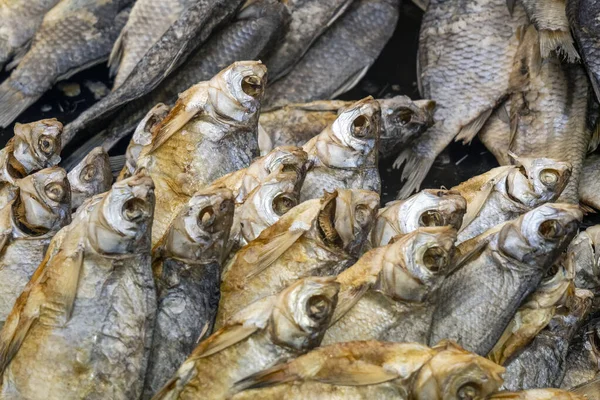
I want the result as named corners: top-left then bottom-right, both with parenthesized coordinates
top-left (67, 147), bottom-right (111, 210)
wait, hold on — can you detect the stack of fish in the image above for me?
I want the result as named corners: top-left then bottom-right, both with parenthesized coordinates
top-left (0, 0), bottom-right (597, 399)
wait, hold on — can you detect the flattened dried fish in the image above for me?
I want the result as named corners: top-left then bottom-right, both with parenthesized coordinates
top-left (395, 0), bottom-right (529, 198)
top-left (567, 225), bottom-right (600, 309)
top-left (136, 61), bottom-right (266, 245)
top-left (67, 147), bottom-right (111, 210)
top-left (430, 203), bottom-right (582, 355)
top-left (371, 189), bottom-right (466, 248)
top-left (144, 188), bottom-right (235, 398)
top-left (153, 276), bottom-right (339, 400)
top-left (322, 226), bottom-right (456, 345)
top-left (232, 340), bottom-right (504, 400)
top-left (561, 317), bottom-right (600, 390)
top-left (0, 167), bottom-right (70, 329)
top-left (0, 0), bottom-right (133, 127)
top-left (453, 158), bottom-right (571, 244)
top-left (0, 174), bottom-right (155, 400)
top-left (264, 0), bottom-right (399, 109)
top-left (301, 97), bottom-right (381, 201)
top-left (579, 153), bottom-right (600, 209)
top-left (217, 189), bottom-right (379, 327)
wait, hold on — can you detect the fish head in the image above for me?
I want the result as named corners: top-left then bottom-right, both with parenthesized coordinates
top-left (269, 276), bottom-right (340, 351)
top-left (90, 174), bottom-right (154, 253)
top-left (15, 166), bottom-right (71, 233)
top-left (67, 147), bottom-right (112, 210)
top-left (518, 157), bottom-right (571, 204)
top-left (165, 187), bottom-right (234, 263)
top-left (209, 61), bottom-right (267, 123)
top-left (315, 97), bottom-right (380, 169)
top-left (378, 96), bottom-right (435, 145)
top-left (13, 119), bottom-right (62, 172)
top-left (240, 171), bottom-right (303, 243)
top-left (413, 341), bottom-right (504, 400)
top-left (395, 189), bottom-right (467, 233)
top-left (498, 203), bottom-right (582, 265)
top-left (318, 189), bottom-right (379, 256)
top-left (380, 226), bottom-right (457, 302)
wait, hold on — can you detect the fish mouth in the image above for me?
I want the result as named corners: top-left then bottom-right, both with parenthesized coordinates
top-left (241, 74), bottom-right (264, 99)
top-left (317, 192), bottom-right (343, 249)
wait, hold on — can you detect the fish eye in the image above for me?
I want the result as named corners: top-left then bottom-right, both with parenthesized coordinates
top-left (79, 165), bottom-right (97, 183)
top-left (306, 295), bottom-right (331, 322)
top-left (422, 246), bottom-right (448, 273)
top-left (241, 75), bottom-right (263, 98)
top-left (352, 115), bottom-right (370, 138)
top-left (44, 182), bottom-right (66, 202)
top-left (539, 169), bottom-right (559, 186)
top-left (38, 135), bottom-right (56, 155)
top-left (457, 383), bottom-right (480, 400)
top-left (419, 210), bottom-right (443, 227)
top-left (544, 262), bottom-right (561, 279)
top-left (273, 194), bottom-right (297, 216)
top-left (122, 198), bottom-right (148, 222)
top-left (198, 206), bottom-right (216, 228)
top-left (397, 108), bottom-right (414, 125)
top-left (354, 204), bottom-right (371, 226)
top-left (538, 219), bottom-right (563, 239)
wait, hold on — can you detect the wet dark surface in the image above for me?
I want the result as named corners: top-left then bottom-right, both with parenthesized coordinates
top-left (0, 2), bottom-right (592, 224)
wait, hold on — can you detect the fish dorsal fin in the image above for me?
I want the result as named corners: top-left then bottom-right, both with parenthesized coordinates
top-left (190, 324), bottom-right (260, 359)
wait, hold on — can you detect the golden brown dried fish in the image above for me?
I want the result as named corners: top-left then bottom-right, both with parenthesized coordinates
top-left (216, 189), bottom-right (379, 327)
top-left (231, 340), bottom-right (504, 400)
top-left (300, 97), bottom-right (380, 201)
top-left (321, 226), bottom-right (456, 346)
top-left (0, 174), bottom-right (155, 400)
top-left (371, 189), bottom-right (466, 248)
top-left (67, 147), bottom-right (112, 210)
top-left (0, 167), bottom-right (70, 330)
top-left (579, 153), bottom-right (600, 210)
top-left (489, 389), bottom-right (586, 399)
top-left (136, 61), bottom-right (266, 245)
top-left (152, 276), bottom-right (340, 399)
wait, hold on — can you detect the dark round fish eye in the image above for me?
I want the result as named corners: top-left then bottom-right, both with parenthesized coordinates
top-left (241, 75), bottom-right (262, 98)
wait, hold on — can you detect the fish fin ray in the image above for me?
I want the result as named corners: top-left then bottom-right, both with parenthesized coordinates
top-left (505, 0), bottom-right (515, 15)
top-left (455, 108), bottom-right (494, 144)
top-left (190, 324), bottom-right (259, 359)
top-left (109, 155), bottom-right (126, 176)
top-left (0, 80), bottom-right (39, 128)
top-left (328, 285), bottom-right (370, 327)
top-left (145, 100), bottom-right (196, 154)
top-left (108, 29), bottom-right (126, 79)
top-left (539, 30), bottom-right (580, 62)
top-left (393, 149), bottom-right (434, 199)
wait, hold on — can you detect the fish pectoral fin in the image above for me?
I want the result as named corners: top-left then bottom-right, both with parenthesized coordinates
top-left (108, 28), bottom-right (126, 79)
top-left (505, 0), bottom-right (516, 16)
top-left (328, 285), bottom-right (370, 327)
top-left (538, 29), bottom-right (580, 63)
top-left (455, 108), bottom-right (494, 145)
top-left (190, 324), bottom-right (259, 359)
top-left (145, 99), bottom-right (199, 155)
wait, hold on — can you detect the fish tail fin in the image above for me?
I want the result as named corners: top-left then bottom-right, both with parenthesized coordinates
top-left (109, 155), bottom-right (126, 177)
top-left (539, 29), bottom-right (580, 62)
top-left (455, 108), bottom-right (493, 144)
top-left (0, 80), bottom-right (38, 128)
top-left (233, 363), bottom-right (296, 392)
top-left (393, 148), bottom-right (434, 199)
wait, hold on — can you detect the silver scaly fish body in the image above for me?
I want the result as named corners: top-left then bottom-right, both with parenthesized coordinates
top-left (144, 187), bottom-right (235, 398)
top-left (231, 340), bottom-right (504, 400)
top-left (371, 189), bottom-right (466, 248)
top-left (430, 203), bottom-right (582, 355)
top-left (567, 225), bottom-right (600, 310)
top-left (322, 226), bottom-right (456, 346)
top-left (152, 276), bottom-right (340, 399)
top-left (453, 158), bottom-right (571, 244)
top-left (67, 147), bottom-right (111, 210)
top-left (0, 0), bottom-right (134, 128)
top-left (136, 61), bottom-right (266, 245)
top-left (579, 153), bottom-right (600, 210)
top-left (217, 189), bottom-right (379, 327)
top-left (301, 97), bottom-right (381, 202)
top-left (0, 174), bottom-right (156, 400)
top-left (561, 317), bottom-right (600, 390)
top-left (0, 166), bottom-right (71, 330)
top-left (395, 0), bottom-right (529, 198)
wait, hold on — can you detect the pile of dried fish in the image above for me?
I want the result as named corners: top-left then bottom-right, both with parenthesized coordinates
top-left (0, 0), bottom-right (598, 399)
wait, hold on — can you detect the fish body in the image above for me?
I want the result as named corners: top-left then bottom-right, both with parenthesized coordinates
top-left (0, 119), bottom-right (62, 209)
top-left (144, 188), bottom-right (235, 398)
top-left (136, 61), bottom-right (266, 245)
top-left (453, 159), bottom-right (571, 244)
top-left (371, 189), bottom-right (466, 248)
top-left (0, 0), bottom-right (60, 69)
top-left (0, 174), bottom-right (156, 400)
top-left (430, 203), bottom-right (582, 355)
top-left (258, 97), bottom-right (435, 159)
top-left (395, 0), bottom-right (529, 198)
top-left (264, 0), bottom-right (399, 109)
top-left (489, 389), bottom-right (587, 399)
top-left (300, 97), bottom-right (381, 201)
top-left (561, 317), bottom-right (600, 390)
top-left (501, 289), bottom-right (593, 390)
top-left (567, 225), bottom-right (600, 309)
top-left (0, 167), bottom-right (71, 329)
top-left (108, 0), bottom-right (197, 89)
top-left (217, 189), bottom-right (379, 327)
top-left (67, 147), bottom-right (111, 210)
top-left (231, 340), bottom-right (504, 400)
top-left (579, 153), bottom-right (600, 209)
top-left (321, 227), bottom-right (456, 346)
top-left (0, 0), bottom-right (133, 127)
top-left (152, 276), bottom-right (340, 399)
